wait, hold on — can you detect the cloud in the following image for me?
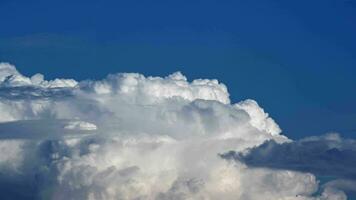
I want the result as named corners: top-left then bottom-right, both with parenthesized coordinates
top-left (64, 120), bottom-right (97, 131)
top-left (0, 62), bottom-right (354, 199)
top-left (0, 63), bottom-right (77, 88)
top-left (222, 133), bottom-right (356, 179)
top-left (323, 179), bottom-right (356, 197)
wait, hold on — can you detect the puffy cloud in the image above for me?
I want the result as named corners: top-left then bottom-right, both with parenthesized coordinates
top-left (0, 63), bottom-right (77, 88)
top-left (235, 99), bottom-right (281, 136)
top-left (0, 62), bottom-right (353, 200)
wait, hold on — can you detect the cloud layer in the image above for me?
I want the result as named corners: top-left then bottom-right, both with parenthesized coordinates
top-left (0, 62), bottom-right (354, 200)
top-left (223, 133), bottom-right (356, 179)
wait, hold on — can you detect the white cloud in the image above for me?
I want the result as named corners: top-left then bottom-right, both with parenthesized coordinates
top-left (0, 62), bottom-right (77, 88)
top-left (235, 99), bottom-right (281, 136)
top-left (64, 120), bottom-right (97, 131)
top-left (0, 62), bottom-right (352, 200)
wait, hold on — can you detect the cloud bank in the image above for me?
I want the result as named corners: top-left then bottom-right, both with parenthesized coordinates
top-left (0, 62), bottom-right (354, 200)
top-left (222, 133), bottom-right (356, 179)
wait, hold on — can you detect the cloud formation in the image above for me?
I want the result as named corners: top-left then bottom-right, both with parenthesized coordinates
top-left (0, 62), bottom-right (354, 199)
top-left (222, 133), bottom-right (356, 179)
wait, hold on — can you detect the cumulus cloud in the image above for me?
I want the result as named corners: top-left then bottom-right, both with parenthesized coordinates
top-left (0, 62), bottom-right (354, 200)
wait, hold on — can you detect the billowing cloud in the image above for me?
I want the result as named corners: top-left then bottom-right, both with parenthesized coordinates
top-left (0, 62), bottom-right (354, 199)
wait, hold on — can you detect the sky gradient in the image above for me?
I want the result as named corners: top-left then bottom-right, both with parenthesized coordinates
top-left (0, 0), bottom-right (356, 139)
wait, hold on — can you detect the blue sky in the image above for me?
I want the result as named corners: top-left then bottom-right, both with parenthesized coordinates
top-left (0, 0), bottom-right (356, 139)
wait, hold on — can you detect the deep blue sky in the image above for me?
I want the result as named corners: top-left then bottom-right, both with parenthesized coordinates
top-left (0, 0), bottom-right (355, 139)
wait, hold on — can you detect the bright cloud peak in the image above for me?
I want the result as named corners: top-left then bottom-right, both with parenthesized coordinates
top-left (0, 62), bottom-right (354, 200)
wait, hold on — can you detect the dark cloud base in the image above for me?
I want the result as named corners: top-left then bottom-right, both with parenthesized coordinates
top-left (221, 133), bottom-right (356, 198)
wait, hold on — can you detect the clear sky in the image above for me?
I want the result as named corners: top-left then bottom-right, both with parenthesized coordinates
top-left (0, 0), bottom-right (355, 139)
